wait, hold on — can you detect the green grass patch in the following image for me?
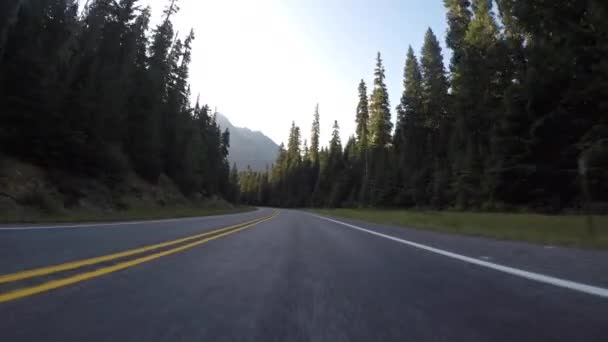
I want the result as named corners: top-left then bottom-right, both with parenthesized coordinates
top-left (311, 208), bottom-right (608, 249)
top-left (0, 205), bottom-right (254, 224)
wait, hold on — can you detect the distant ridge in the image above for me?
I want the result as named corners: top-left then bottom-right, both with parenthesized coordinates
top-left (215, 113), bottom-right (279, 171)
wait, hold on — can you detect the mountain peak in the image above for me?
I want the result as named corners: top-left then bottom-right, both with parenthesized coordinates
top-left (215, 113), bottom-right (278, 171)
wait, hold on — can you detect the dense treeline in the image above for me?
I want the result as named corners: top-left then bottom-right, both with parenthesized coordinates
top-left (0, 0), bottom-right (234, 199)
top-left (240, 0), bottom-right (608, 212)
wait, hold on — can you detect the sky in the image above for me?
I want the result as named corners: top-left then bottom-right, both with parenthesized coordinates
top-left (139, 0), bottom-right (449, 145)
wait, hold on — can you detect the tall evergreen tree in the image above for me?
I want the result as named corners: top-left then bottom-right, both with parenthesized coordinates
top-left (228, 162), bottom-right (240, 202)
top-left (443, 0), bottom-right (474, 206)
top-left (355, 79), bottom-right (370, 204)
top-left (394, 47), bottom-right (421, 152)
top-left (1, 0), bottom-right (80, 169)
top-left (325, 120), bottom-right (345, 206)
top-left (420, 28), bottom-right (449, 130)
top-left (309, 105), bottom-right (322, 205)
top-left (465, 0), bottom-right (502, 207)
top-left (394, 47), bottom-right (424, 205)
top-left (444, 0), bottom-right (471, 76)
top-left (302, 139), bottom-right (310, 161)
top-left (287, 121), bottom-right (302, 169)
top-left (366, 53), bottom-right (394, 205)
top-left (368, 52), bottom-right (392, 147)
top-left (445, 0), bottom-right (502, 208)
top-left (124, 6), bottom-right (159, 180)
top-left (310, 104), bottom-right (320, 164)
top-left (130, 0), bottom-right (178, 181)
top-left (329, 120), bottom-right (342, 155)
top-left (420, 28), bottom-right (450, 207)
top-left (355, 79), bottom-right (369, 150)
top-left (494, 0), bottom-right (608, 208)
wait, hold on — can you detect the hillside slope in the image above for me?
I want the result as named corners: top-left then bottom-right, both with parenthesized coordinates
top-left (216, 113), bottom-right (278, 171)
top-left (0, 157), bottom-right (240, 222)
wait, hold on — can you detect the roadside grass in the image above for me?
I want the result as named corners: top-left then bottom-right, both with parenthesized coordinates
top-left (0, 205), bottom-right (254, 224)
top-left (311, 208), bottom-right (608, 249)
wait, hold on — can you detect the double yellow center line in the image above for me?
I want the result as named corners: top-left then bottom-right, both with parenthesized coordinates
top-left (0, 211), bottom-right (278, 303)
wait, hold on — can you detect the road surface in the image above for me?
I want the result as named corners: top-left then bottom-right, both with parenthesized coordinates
top-left (1, 208), bottom-right (607, 341)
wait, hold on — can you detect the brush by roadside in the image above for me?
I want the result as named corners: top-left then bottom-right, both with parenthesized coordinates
top-left (311, 209), bottom-right (608, 249)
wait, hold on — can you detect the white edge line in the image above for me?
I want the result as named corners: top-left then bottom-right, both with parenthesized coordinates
top-left (313, 214), bottom-right (608, 299)
top-left (0, 208), bottom-right (263, 231)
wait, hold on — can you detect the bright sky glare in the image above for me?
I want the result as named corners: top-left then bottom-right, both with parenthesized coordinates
top-left (140, 0), bottom-right (449, 145)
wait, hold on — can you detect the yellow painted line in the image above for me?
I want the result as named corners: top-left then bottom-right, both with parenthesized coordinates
top-left (0, 213), bottom-right (277, 303)
top-left (0, 213), bottom-right (275, 285)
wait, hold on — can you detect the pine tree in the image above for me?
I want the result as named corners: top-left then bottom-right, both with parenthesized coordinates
top-left (329, 120), bottom-right (342, 155)
top-left (444, 0), bottom-right (472, 72)
top-left (162, 36), bottom-right (183, 178)
top-left (355, 79), bottom-right (369, 150)
top-left (464, 0), bottom-right (501, 207)
top-left (395, 47), bottom-right (422, 154)
top-left (494, 0), bottom-right (608, 208)
top-left (287, 121), bottom-right (302, 169)
top-left (344, 135), bottom-right (358, 164)
top-left (164, 28), bottom-right (196, 191)
top-left (228, 162), bottom-right (240, 202)
top-left (366, 53), bottom-right (394, 205)
top-left (309, 104), bottom-right (322, 205)
top-left (283, 122), bottom-right (307, 206)
top-left (218, 127), bottom-right (231, 198)
top-left (302, 139), bottom-right (309, 161)
top-left (310, 104), bottom-right (320, 164)
top-left (445, 0), bottom-right (502, 208)
top-left (355, 79), bottom-right (371, 205)
top-left (124, 6), bottom-right (160, 180)
top-left (394, 47), bottom-right (424, 205)
top-left (420, 28), bottom-right (448, 130)
top-left (1, 0), bottom-right (80, 168)
top-left (342, 135), bottom-right (362, 205)
top-left (368, 52), bottom-right (392, 147)
top-left (443, 0), bottom-right (473, 206)
top-left (420, 28), bottom-right (450, 207)
top-left (322, 120), bottom-right (344, 206)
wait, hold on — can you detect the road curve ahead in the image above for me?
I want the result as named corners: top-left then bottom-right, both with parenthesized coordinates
top-left (1, 209), bottom-right (607, 341)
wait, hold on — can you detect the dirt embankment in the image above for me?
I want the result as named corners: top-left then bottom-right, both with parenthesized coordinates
top-left (0, 157), bottom-right (232, 222)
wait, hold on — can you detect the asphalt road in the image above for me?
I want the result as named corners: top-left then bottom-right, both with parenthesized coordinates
top-left (1, 209), bottom-right (607, 341)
